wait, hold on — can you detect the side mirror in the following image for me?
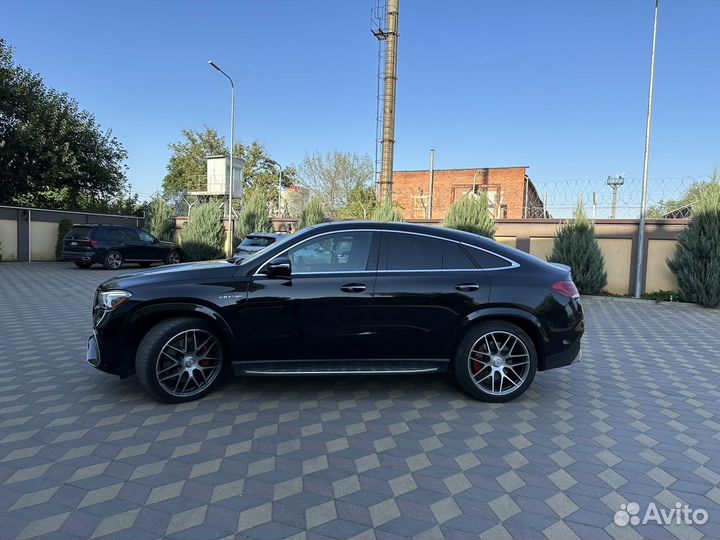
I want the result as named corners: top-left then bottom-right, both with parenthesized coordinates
top-left (264, 256), bottom-right (292, 280)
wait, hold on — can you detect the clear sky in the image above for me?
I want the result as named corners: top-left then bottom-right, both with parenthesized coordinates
top-left (3, 0), bottom-right (719, 200)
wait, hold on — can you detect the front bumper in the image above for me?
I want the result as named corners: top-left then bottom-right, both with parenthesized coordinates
top-left (87, 332), bottom-right (101, 367)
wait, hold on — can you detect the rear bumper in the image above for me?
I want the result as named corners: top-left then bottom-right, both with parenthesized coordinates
top-left (542, 338), bottom-right (582, 370)
top-left (63, 251), bottom-right (97, 262)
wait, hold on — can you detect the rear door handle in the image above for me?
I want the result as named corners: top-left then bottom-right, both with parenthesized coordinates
top-left (341, 283), bottom-right (366, 293)
top-left (455, 283), bottom-right (480, 292)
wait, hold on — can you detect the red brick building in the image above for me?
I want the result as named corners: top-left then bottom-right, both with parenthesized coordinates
top-left (392, 166), bottom-right (544, 220)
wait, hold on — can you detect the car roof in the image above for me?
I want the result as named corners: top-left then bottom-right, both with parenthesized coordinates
top-left (303, 221), bottom-right (541, 266)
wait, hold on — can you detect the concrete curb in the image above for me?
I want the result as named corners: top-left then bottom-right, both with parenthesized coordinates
top-left (582, 294), bottom-right (703, 309)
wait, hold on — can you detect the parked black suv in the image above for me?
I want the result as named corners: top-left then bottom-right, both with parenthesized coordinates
top-left (88, 221), bottom-right (584, 403)
top-left (62, 224), bottom-right (182, 269)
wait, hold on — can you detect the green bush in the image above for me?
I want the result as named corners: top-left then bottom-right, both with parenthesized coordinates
top-left (371, 200), bottom-right (404, 222)
top-left (299, 196), bottom-right (327, 229)
top-left (443, 193), bottom-right (495, 238)
top-left (548, 201), bottom-right (607, 294)
top-left (668, 174), bottom-right (720, 307)
top-left (55, 219), bottom-right (74, 260)
top-left (238, 190), bottom-right (273, 239)
top-left (146, 196), bottom-right (175, 241)
top-left (181, 201), bottom-right (226, 261)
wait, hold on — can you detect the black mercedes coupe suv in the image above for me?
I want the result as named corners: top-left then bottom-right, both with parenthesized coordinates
top-left (62, 224), bottom-right (182, 269)
top-left (87, 221), bottom-right (584, 403)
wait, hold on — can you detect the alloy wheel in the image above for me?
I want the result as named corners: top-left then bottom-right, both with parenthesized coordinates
top-left (155, 329), bottom-right (222, 398)
top-left (106, 252), bottom-right (122, 269)
top-left (468, 331), bottom-right (530, 396)
top-left (167, 251), bottom-right (180, 264)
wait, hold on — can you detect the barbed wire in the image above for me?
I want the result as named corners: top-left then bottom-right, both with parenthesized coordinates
top-left (527, 175), bottom-right (712, 219)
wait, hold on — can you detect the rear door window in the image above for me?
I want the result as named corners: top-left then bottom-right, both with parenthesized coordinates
top-left (66, 226), bottom-right (92, 239)
top-left (383, 233), bottom-right (443, 270)
top-left (443, 242), bottom-right (477, 269)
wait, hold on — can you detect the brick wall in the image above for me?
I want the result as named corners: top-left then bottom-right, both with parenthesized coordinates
top-left (392, 167), bottom-right (530, 220)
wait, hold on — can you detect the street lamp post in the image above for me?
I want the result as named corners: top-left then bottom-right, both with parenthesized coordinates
top-left (208, 60), bottom-right (235, 257)
top-left (607, 174), bottom-right (625, 219)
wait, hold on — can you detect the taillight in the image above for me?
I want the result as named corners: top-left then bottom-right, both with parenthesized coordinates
top-left (551, 281), bottom-right (579, 299)
top-left (89, 240), bottom-right (97, 246)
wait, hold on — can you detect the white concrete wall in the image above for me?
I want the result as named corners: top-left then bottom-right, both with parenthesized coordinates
top-left (31, 221), bottom-right (59, 261)
top-left (0, 219), bottom-right (18, 261)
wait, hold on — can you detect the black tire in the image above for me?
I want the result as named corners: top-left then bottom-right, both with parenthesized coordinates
top-left (74, 261), bottom-right (92, 269)
top-left (454, 321), bottom-right (537, 403)
top-left (138, 262), bottom-right (152, 268)
top-left (103, 250), bottom-right (123, 270)
top-left (165, 250), bottom-right (181, 265)
top-left (135, 317), bottom-right (226, 403)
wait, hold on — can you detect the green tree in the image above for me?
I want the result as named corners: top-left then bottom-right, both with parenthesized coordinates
top-left (647, 177), bottom-right (718, 218)
top-left (337, 185), bottom-right (377, 220)
top-left (299, 196), bottom-right (327, 229)
top-left (668, 174), bottom-right (720, 307)
top-left (371, 200), bottom-right (404, 222)
top-left (443, 193), bottom-right (496, 238)
top-left (180, 201), bottom-right (226, 261)
top-left (146, 196), bottom-right (175, 241)
top-left (55, 219), bottom-right (74, 260)
top-left (299, 151), bottom-right (374, 215)
top-left (548, 201), bottom-right (608, 294)
top-left (0, 39), bottom-right (134, 212)
top-left (162, 127), bottom-right (296, 212)
top-left (238, 190), bottom-right (273, 239)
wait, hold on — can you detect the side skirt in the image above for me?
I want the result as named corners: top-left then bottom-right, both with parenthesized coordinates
top-left (232, 359), bottom-right (449, 377)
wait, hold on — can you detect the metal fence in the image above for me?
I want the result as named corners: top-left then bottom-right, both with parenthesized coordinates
top-left (525, 175), bottom-right (712, 219)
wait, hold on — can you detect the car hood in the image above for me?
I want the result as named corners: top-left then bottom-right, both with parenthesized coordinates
top-left (99, 259), bottom-right (238, 290)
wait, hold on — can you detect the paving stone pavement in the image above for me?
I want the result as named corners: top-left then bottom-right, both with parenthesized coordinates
top-left (1, 262), bottom-right (719, 539)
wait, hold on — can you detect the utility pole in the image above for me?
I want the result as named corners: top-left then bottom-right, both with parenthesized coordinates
top-left (607, 174), bottom-right (625, 219)
top-left (377, 0), bottom-right (399, 203)
top-left (634, 0), bottom-right (659, 298)
top-left (427, 149), bottom-right (435, 219)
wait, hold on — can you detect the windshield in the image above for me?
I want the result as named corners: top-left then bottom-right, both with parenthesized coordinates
top-left (240, 236), bottom-right (275, 248)
top-left (237, 232), bottom-right (297, 265)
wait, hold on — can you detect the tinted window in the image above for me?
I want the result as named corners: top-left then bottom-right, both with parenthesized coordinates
top-left (288, 232), bottom-right (372, 273)
top-left (385, 233), bottom-right (443, 270)
top-left (66, 226), bottom-right (92, 239)
top-left (241, 236), bottom-right (274, 248)
top-left (123, 228), bottom-right (139, 241)
top-left (443, 242), bottom-right (477, 269)
top-left (106, 228), bottom-right (135, 242)
top-left (467, 246), bottom-right (513, 269)
top-left (137, 230), bottom-right (155, 243)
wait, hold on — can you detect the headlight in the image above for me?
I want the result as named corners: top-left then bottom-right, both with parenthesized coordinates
top-left (97, 290), bottom-right (132, 310)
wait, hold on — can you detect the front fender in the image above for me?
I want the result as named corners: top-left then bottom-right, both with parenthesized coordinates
top-left (129, 302), bottom-right (238, 351)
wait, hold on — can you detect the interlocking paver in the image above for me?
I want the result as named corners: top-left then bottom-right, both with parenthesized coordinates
top-left (1, 263), bottom-right (720, 539)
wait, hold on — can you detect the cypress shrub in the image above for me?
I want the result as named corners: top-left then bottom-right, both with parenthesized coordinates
top-left (443, 193), bottom-right (496, 238)
top-left (238, 190), bottom-right (273, 239)
top-left (147, 196), bottom-right (175, 241)
top-left (371, 200), bottom-right (404, 222)
top-left (668, 176), bottom-right (720, 307)
top-left (181, 201), bottom-right (226, 261)
top-left (548, 201), bottom-right (607, 294)
top-left (55, 219), bottom-right (74, 260)
top-left (299, 196), bottom-right (327, 229)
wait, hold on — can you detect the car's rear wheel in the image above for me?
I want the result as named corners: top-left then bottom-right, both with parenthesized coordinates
top-left (74, 261), bottom-right (92, 269)
top-left (454, 321), bottom-right (537, 402)
top-left (103, 250), bottom-right (123, 270)
top-left (136, 317), bottom-right (226, 403)
top-left (165, 250), bottom-right (180, 265)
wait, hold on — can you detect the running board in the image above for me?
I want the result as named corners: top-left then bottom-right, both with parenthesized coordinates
top-left (242, 366), bottom-right (439, 376)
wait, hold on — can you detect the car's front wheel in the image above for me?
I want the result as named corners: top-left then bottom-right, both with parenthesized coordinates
top-left (135, 317), bottom-right (226, 403)
top-left (454, 321), bottom-right (537, 403)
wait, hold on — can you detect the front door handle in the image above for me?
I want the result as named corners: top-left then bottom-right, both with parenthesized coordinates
top-left (455, 283), bottom-right (480, 292)
top-left (341, 283), bottom-right (366, 293)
